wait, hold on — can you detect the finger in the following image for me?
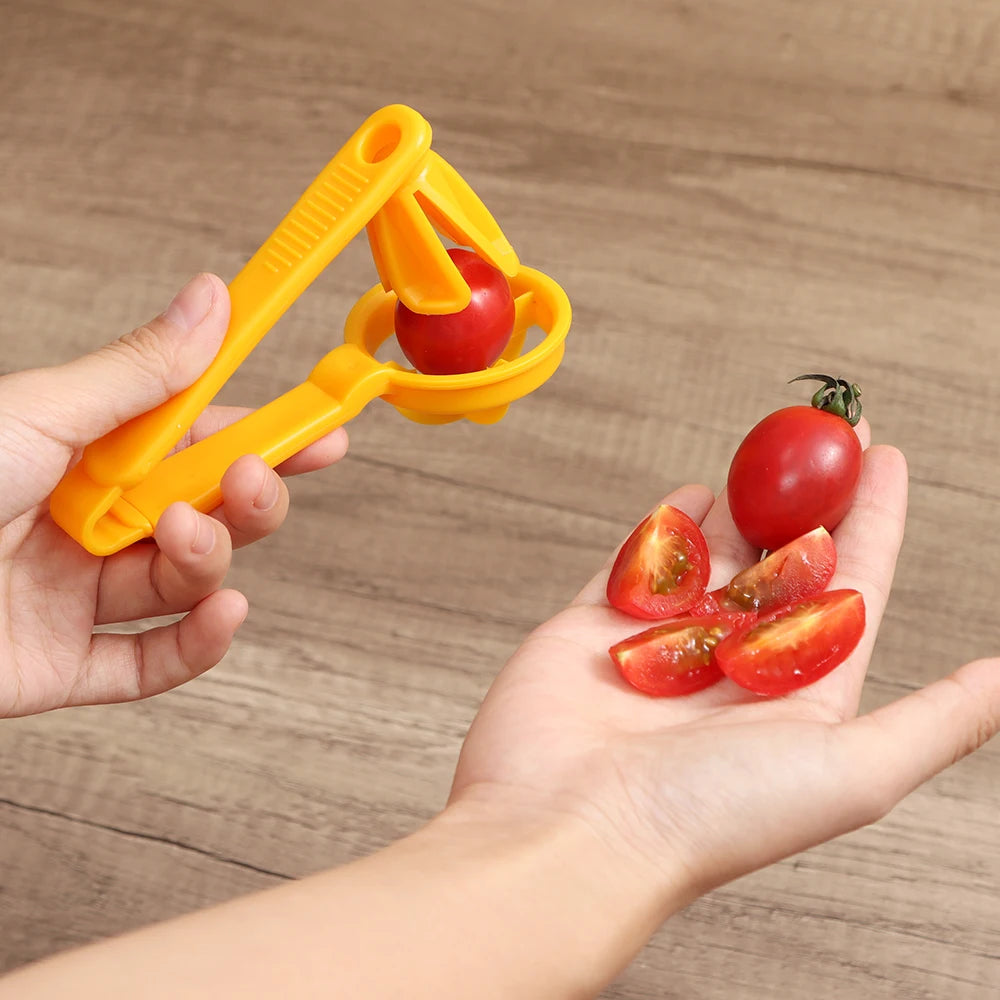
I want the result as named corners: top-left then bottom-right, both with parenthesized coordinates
top-left (0, 275), bottom-right (230, 525)
top-left (77, 590), bottom-right (249, 706)
top-left (853, 416), bottom-right (872, 451)
top-left (209, 454), bottom-right (291, 550)
top-left (272, 427), bottom-right (348, 477)
top-left (95, 503), bottom-right (234, 625)
top-left (18, 274), bottom-right (229, 449)
top-left (790, 444), bottom-right (908, 716)
top-left (833, 656), bottom-right (1000, 828)
top-left (95, 457), bottom-right (291, 624)
top-left (181, 406), bottom-right (349, 477)
top-left (571, 484), bottom-right (716, 608)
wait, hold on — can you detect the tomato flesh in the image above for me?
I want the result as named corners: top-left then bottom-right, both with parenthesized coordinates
top-left (394, 248), bottom-right (515, 376)
top-left (715, 589), bottom-right (866, 696)
top-left (727, 406), bottom-right (863, 551)
top-left (609, 616), bottom-right (734, 697)
top-left (606, 505), bottom-right (711, 620)
top-left (686, 587), bottom-right (758, 630)
top-left (725, 527), bottom-right (836, 616)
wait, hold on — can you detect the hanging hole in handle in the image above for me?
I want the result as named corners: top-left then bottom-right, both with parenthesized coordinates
top-left (360, 121), bottom-right (403, 163)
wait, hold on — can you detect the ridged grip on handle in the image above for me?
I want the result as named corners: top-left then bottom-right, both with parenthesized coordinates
top-left (80, 105), bottom-right (434, 491)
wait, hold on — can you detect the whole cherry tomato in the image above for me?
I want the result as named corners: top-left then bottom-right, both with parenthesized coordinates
top-left (606, 504), bottom-right (711, 621)
top-left (727, 375), bottom-right (864, 551)
top-left (394, 248), bottom-right (515, 376)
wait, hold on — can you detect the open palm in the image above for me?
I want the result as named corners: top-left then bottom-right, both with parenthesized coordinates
top-left (452, 433), bottom-right (1000, 895)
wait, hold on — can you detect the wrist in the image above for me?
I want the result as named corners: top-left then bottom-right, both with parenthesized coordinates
top-left (421, 785), bottom-right (694, 998)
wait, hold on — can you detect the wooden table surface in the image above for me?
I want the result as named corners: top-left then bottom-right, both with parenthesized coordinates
top-left (2, 0), bottom-right (999, 996)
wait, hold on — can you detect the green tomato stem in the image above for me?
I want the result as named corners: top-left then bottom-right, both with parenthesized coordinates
top-left (790, 373), bottom-right (863, 426)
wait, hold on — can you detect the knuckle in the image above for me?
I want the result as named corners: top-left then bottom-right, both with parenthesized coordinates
top-left (104, 323), bottom-right (176, 393)
top-left (945, 670), bottom-right (1000, 763)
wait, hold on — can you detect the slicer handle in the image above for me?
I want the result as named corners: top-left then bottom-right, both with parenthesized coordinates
top-left (75, 105), bottom-right (434, 494)
top-left (50, 345), bottom-right (392, 556)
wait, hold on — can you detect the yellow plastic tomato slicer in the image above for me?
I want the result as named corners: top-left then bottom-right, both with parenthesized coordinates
top-left (49, 104), bottom-right (571, 557)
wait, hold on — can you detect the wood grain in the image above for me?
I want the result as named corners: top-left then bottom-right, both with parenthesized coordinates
top-left (1, 0), bottom-right (999, 995)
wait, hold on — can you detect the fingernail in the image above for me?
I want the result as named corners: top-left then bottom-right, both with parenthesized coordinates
top-left (164, 274), bottom-right (215, 333)
top-left (254, 470), bottom-right (280, 512)
top-left (190, 511), bottom-right (216, 555)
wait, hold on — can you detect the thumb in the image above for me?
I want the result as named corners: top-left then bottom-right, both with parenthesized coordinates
top-left (16, 272), bottom-right (230, 448)
top-left (0, 274), bottom-right (229, 526)
top-left (838, 657), bottom-right (1000, 815)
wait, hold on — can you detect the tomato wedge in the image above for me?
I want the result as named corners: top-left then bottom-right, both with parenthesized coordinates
top-left (725, 527), bottom-right (837, 616)
top-left (606, 505), bottom-right (710, 620)
top-left (609, 616), bottom-right (735, 697)
top-left (686, 587), bottom-right (758, 630)
top-left (715, 589), bottom-right (866, 696)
